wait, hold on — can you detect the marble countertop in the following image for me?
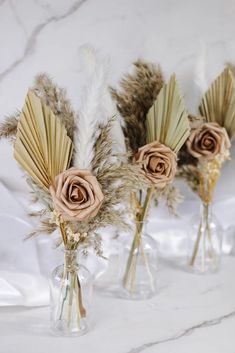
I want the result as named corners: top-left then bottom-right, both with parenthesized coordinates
top-left (1, 256), bottom-right (235, 353)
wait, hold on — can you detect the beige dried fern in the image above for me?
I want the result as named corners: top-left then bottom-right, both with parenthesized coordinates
top-left (14, 90), bottom-right (74, 191)
top-left (146, 74), bottom-right (190, 153)
top-left (199, 68), bottom-right (235, 139)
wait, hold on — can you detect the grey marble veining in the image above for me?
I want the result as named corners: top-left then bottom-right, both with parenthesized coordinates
top-left (0, 0), bottom-right (87, 81)
top-left (127, 310), bottom-right (235, 353)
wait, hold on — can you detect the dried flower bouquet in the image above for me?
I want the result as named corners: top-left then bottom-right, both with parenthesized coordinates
top-left (178, 68), bottom-right (235, 272)
top-left (0, 50), bottom-right (145, 332)
top-left (112, 61), bottom-right (190, 297)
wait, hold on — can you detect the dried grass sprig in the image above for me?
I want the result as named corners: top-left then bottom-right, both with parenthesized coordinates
top-left (111, 59), bottom-right (164, 152)
top-left (177, 114), bottom-right (203, 192)
top-left (26, 216), bottom-right (57, 239)
top-left (176, 164), bottom-right (200, 194)
top-left (0, 112), bottom-right (19, 140)
top-left (33, 73), bottom-right (75, 140)
top-left (26, 178), bottom-right (53, 209)
top-left (155, 184), bottom-right (184, 216)
top-left (91, 116), bottom-right (115, 172)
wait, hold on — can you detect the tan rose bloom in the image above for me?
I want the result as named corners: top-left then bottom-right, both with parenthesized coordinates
top-left (50, 168), bottom-right (104, 221)
top-left (186, 122), bottom-right (231, 161)
top-left (134, 141), bottom-right (177, 188)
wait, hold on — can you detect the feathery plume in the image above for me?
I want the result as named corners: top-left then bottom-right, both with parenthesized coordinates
top-left (0, 112), bottom-right (19, 140)
top-left (73, 46), bottom-right (110, 169)
top-left (33, 73), bottom-right (75, 140)
top-left (111, 59), bottom-right (164, 153)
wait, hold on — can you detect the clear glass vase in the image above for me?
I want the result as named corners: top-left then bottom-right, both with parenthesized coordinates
top-left (188, 202), bottom-right (222, 274)
top-left (50, 249), bottom-right (93, 336)
top-left (120, 221), bottom-right (158, 300)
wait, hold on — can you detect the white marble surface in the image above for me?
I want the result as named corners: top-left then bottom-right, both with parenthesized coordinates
top-left (0, 0), bottom-right (235, 352)
top-left (1, 256), bottom-right (235, 353)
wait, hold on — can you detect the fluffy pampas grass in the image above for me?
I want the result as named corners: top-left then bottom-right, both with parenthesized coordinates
top-left (111, 59), bottom-right (164, 153)
top-left (73, 46), bottom-right (112, 170)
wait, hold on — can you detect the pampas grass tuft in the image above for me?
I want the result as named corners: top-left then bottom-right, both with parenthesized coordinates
top-left (0, 112), bottom-right (19, 140)
top-left (73, 46), bottom-right (111, 170)
top-left (111, 59), bottom-right (164, 153)
top-left (33, 73), bottom-right (75, 140)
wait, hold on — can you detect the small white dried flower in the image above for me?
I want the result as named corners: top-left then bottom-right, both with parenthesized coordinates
top-left (50, 210), bottom-right (63, 226)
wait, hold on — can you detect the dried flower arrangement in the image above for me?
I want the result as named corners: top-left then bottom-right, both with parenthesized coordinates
top-left (0, 50), bottom-right (146, 333)
top-left (111, 61), bottom-right (190, 295)
top-left (178, 68), bottom-right (235, 271)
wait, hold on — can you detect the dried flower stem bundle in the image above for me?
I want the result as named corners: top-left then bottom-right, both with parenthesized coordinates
top-left (112, 64), bottom-right (190, 294)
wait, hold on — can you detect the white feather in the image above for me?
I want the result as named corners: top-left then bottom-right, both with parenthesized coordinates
top-left (73, 46), bottom-right (110, 169)
top-left (74, 45), bottom-right (127, 168)
top-left (194, 42), bottom-right (209, 96)
top-left (101, 72), bottom-right (126, 154)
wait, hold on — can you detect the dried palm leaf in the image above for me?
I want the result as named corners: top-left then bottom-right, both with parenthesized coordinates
top-left (199, 68), bottom-right (235, 139)
top-left (226, 62), bottom-right (235, 77)
top-left (14, 90), bottom-right (74, 191)
top-left (146, 74), bottom-right (190, 153)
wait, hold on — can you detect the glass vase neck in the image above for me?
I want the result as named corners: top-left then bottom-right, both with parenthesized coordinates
top-left (200, 202), bottom-right (212, 219)
top-left (63, 249), bottom-right (78, 271)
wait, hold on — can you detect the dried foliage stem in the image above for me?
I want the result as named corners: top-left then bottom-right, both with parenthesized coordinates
top-left (123, 187), bottom-right (154, 293)
top-left (189, 155), bottom-right (227, 268)
top-left (58, 247), bottom-right (86, 328)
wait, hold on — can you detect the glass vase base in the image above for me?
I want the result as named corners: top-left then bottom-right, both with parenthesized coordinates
top-left (50, 249), bottom-right (93, 337)
top-left (187, 258), bottom-right (220, 275)
top-left (119, 281), bottom-right (157, 300)
top-left (187, 202), bottom-right (222, 275)
top-left (51, 318), bottom-right (89, 337)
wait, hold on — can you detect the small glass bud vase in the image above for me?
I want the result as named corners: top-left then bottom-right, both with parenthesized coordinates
top-left (50, 249), bottom-right (92, 336)
top-left (120, 220), bottom-right (158, 300)
top-left (188, 202), bottom-right (222, 274)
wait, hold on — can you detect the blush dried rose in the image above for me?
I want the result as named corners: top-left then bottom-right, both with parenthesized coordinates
top-left (134, 141), bottom-right (177, 188)
top-left (186, 122), bottom-right (231, 161)
top-left (50, 168), bottom-right (104, 221)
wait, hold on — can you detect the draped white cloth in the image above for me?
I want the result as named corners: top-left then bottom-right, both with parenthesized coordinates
top-left (0, 177), bottom-right (235, 307)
